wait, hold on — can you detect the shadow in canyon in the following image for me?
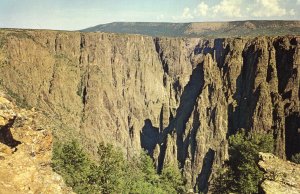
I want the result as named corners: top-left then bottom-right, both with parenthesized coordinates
top-left (140, 119), bottom-right (160, 157)
top-left (285, 113), bottom-right (300, 159)
top-left (227, 44), bottom-right (261, 136)
top-left (195, 148), bottom-right (215, 194)
top-left (140, 60), bottom-right (205, 172)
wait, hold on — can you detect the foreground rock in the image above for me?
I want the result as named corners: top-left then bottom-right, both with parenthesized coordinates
top-left (259, 152), bottom-right (300, 194)
top-left (0, 91), bottom-right (73, 194)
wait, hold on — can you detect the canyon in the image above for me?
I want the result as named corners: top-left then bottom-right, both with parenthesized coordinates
top-left (0, 29), bottom-right (299, 192)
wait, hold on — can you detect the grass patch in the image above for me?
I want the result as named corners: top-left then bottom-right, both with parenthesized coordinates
top-left (5, 88), bottom-right (31, 109)
top-left (7, 31), bottom-right (34, 40)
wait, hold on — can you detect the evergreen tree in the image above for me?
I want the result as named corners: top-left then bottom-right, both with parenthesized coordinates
top-left (160, 162), bottom-right (186, 193)
top-left (52, 140), bottom-right (98, 193)
top-left (212, 129), bottom-right (274, 194)
top-left (52, 140), bottom-right (186, 194)
top-left (92, 142), bottom-right (126, 193)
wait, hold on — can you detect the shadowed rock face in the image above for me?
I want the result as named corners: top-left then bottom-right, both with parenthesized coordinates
top-left (0, 29), bottom-right (299, 190)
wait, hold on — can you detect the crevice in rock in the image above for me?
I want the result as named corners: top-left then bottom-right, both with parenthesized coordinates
top-left (274, 41), bottom-right (296, 95)
top-left (164, 62), bottom-right (204, 168)
top-left (266, 45), bottom-right (273, 83)
top-left (80, 70), bottom-right (90, 126)
top-left (153, 38), bottom-right (169, 74)
top-left (54, 34), bottom-right (62, 53)
top-left (285, 113), bottom-right (300, 159)
top-left (214, 38), bottom-right (229, 69)
top-left (82, 86), bottom-right (87, 105)
top-left (80, 34), bottom-right (85, 49)
top-left (157, 141), bottom-right (167, 173)
top-left (159, 105), bottom-right (164, 132)
top-left (143, 61), bottom-right (205, 172)
top-left (140, 119), bottom-right (160, 157)
top-left (48, 64), bottom-right (57, 94)
top-left (79, 34), bottom-right (86, 65)
top-left (229, 44), bottom-right (260, 134)
top-left (266, 64), bottom-right (273, 83)
top-left (195, 148), bottom-right (215, 194)
top-left (190, 103), bottom-right (200, 163)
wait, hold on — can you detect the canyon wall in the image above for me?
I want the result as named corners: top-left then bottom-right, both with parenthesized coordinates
top-left (0, 29), bottom-right (299, 191)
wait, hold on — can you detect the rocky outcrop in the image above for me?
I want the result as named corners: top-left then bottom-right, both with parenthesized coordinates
top-left (0, 29), bottom-right (299, 191)
top-left (0, 91), bottom-right (73, 194)
top-left (259, 152), bottom-right (300, 194)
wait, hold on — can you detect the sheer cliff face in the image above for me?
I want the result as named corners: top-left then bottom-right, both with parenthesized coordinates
top-left (0, 30), bottom-right (299, 190)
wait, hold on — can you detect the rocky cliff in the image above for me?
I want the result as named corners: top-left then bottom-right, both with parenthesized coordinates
top-left (0, 29), bottom-right (299, 191)
top-left (0, 90), bottom-right (73, 193)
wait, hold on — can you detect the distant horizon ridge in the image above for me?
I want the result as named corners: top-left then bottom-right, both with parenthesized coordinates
top-left (81, 20), bottom-right (300, 38)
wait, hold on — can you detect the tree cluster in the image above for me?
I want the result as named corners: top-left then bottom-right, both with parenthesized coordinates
top-left (52, 140), bottom-right (186, 194)
top-left (212, 129), bottom-right (274, 194)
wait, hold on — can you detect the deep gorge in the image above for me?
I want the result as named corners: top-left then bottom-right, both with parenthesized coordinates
top-left (0, 29), bottom-right (299, 191)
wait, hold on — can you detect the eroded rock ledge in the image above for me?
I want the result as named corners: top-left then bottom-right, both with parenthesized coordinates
top-left (259, 152), bottom-right (300, 194)
top-left (0, 91), bottom-right (73, 194)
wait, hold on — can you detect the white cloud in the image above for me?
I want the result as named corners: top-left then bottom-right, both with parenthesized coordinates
top-left (182, 7), bottom-right (194, 19)
top-left (252, 0), bottom-right (287, 17)
top-left (173, 0), bottom-right (298, 21)
top-left (195, 2), bottom-right (209, 16)
top-left (156, 14), bottom-right (165, 20)
top-left (212, 0), bottom-right (243, 18)
top-left (173, 7), bottom-right (194, 20)
top-left (289, 9), bottom-right (296, 16)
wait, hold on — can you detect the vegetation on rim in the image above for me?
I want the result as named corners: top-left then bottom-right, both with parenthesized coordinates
top-left (212, 129), bottom-right (274, 194)
top-left (52, 140), bottom-right (186, 194)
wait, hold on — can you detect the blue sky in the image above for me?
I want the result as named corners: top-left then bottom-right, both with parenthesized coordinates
top-left (0, 0), bottom-right (299, 30)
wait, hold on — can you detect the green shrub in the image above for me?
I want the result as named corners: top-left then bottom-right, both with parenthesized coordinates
top-left (52, 140), bottom-right (98, 193)
top-left (52, 140), bottom-right (186, 194)
top-left (160, 163), bottom-right (186, 194)
top-left (212, 129), bottom-right (274, 194)
top-left (93, 142), bottom-right (126, 193)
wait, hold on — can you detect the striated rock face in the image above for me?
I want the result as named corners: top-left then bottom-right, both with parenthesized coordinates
top-left (0, 91), bottom-right (73, 194)
top-left (0, 29), bottom-right (299, 191)
top-left (259, 152), bottom-right (300, 194)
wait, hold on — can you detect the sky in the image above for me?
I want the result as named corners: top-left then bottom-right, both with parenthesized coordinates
top-left (0, 0), bottom-right (299, 30)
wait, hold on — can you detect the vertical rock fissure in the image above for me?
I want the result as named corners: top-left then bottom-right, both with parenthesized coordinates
top-left (153, 38), bottom-right (169, 74)
top-left (285, 113), bottom-right (300, 159)
top-left (190, 102), bottom-right (200, 164)
top-left (163, 62), bottom-right (204, 168)
top-left (230, 45), bottom-right (260, 133)
top-left (195, 148), bottom-right (215, 193)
